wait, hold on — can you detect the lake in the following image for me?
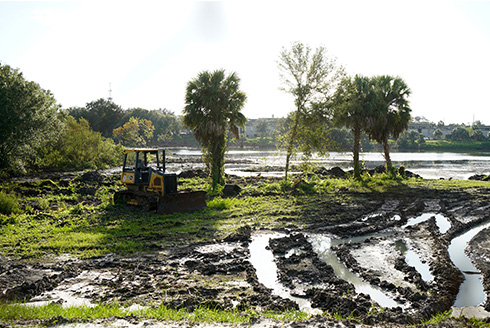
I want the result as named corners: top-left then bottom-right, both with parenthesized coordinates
top-left (170, 149), bottom-right (490, 180)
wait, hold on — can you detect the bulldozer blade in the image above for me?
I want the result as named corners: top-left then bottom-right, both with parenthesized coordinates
top-left (157, 191), bottom-right (207, 214)
top-left (114, 189), bottom-right (158, 211)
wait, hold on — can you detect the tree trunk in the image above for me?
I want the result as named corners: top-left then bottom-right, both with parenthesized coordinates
top-left (285, 111), bottom-right (300, 180)
top-left (352, 127), bottom-right (361, 179)
top-left (210, 134), bottom-right (226, 191)
top-left (383, 137), bottom-right (392, 170)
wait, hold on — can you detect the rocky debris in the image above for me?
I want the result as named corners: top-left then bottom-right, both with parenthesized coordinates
top-left (223, 225), bottom-right (252, 243)
top-left (178, 169), bottom-right (207, 179)
top-left (0, 263), bottom-right (81, 302)
top-left (223, 184), bottom-right (241, 196)
top-left (469, 174), bottom-right (490, 181)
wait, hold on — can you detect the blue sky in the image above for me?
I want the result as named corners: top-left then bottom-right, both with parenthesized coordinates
top-left (1, 0), bottom-right (490, 125)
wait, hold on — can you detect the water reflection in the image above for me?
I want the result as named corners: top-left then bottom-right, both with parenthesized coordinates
top-left (402, 213), bottom-right (451, 234)
top-left (309, 235), bottom-right (402, 309)
top-left (394, 239), bottom-right (434, 282)
top-left (248, 233), bottom-right (320, 314)
top-left (170, 150), bottom-right (490, 180)
top-left (449, 222), bottom-right (490, 307)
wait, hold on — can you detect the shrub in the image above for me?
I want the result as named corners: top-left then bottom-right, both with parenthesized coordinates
top-left (38, 116), bottom-right (123, 171)
top-left (0, 191), bottom-right (20, 215)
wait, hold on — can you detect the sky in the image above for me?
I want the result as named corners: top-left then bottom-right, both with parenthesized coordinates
top-left (1, 0), bottom-right (490, 125)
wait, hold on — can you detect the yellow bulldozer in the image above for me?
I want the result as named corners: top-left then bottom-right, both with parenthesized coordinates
top-left (113, 148), bottom-right (206, 214)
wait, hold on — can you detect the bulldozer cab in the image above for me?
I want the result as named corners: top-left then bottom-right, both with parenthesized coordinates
top-left (121, 148), bottom-right (176, 196)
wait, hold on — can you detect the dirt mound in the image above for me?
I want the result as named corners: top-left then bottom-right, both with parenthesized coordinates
top-left (178, 169), bottom-right (207, 179)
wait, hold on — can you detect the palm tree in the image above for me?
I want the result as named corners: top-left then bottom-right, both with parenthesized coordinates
top-left (367, 75), bottom-right (411, 170)
top-left (332, 75), bottom-right (377, 178)
top-left (183, 70), bottom-right (247, 190)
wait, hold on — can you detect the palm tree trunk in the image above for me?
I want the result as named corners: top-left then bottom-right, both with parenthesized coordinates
top-left (210, 135), bottom-right (226, 191)
top-left (383, 137), bottom-right (392, 170)
top-left (285, 111), bottom-right (300, 180)
top-left (353, 127), bottom-right (361, 179)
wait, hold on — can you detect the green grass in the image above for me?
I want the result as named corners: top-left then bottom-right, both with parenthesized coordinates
top-left (0, 174), bottom-right (489, 259)
top-left (0, 302), bottom-right (310, 325)
top-left (420, 310), bottom-right (452, 325)
top-left (425, 140), bottom-right (490, 151)
top-left (0, 190), bottom-right (20, 215)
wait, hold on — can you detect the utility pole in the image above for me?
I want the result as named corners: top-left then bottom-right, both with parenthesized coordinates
top-left (108, 82), bottom-right (113, 102)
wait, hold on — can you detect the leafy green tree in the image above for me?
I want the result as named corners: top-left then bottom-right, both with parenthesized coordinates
top-left (278, 41), bottom-right (344, 179)
top-left (38, 116), bottom-right (122, 170)
top-left (67, 99), bottom-right (124, 137)
top-left (396, 130), bottom-right (426, 150)
top-left (183, 69), bottom-right (247, 191)
top-left (333, 75), bottom-right (377, 178)
top-left (254, 118), bottom-right (270, 138)
top-left (433, 129), bottom-right (444, 140)
top-left (448, 126), bottom-right (470, 141)
top-left (472, 129), bottom-right (486, 141)
top-left (124, 108), bottom-right (182, 145)
top-left (367, 75), bottom-right (411, 170)
top-left (0, 63), bottom-right (61, 175)
top-left (113, 117), bottom-right (155, 147)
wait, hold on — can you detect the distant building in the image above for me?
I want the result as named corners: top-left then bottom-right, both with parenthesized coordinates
top-left (240, 117), bottom-right (281, 138)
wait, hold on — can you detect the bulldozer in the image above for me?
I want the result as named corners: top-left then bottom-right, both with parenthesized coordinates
top-left (113, 148), bottom-right (206, 214)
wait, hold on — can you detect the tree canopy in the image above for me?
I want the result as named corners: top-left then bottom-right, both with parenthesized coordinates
top-left (332, 75), bottom-right (377, 178)
top-left (0, 63), bottom-right (61, 174)
top-left (366, 75), bottom-right (411, 169)
top-left (278, 41), bottom-right (344, 179)
top-left (66, 99), bottom-right (124, 138)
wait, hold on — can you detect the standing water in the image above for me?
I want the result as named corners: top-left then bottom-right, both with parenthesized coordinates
top-left (402, 213), bottom-right (451, 234)
top-left (449, 221), bottom-right (490, 307)
top-left (308, 235), bottom-right (403, 309)
top-left (248, 233), bottom-right (320, 314)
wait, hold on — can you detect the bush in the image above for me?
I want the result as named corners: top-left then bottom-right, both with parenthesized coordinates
top-left (0, 191), bottom-right (20, 215)
top-left (38, 116), bottom-right (123, 171)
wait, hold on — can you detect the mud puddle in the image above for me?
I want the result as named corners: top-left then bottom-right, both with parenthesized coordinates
top-left (394, 239), bottom-right (433, 282)
top-left (449, 221), bottom-right (490, 307)
top-left (308, 235), bottom-right (402, 309)
top-left (402, 213), bottom-right (451, 234)
top-left (249, 233), bottom-right (320, 314)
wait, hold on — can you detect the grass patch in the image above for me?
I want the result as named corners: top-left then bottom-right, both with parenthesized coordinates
top-left (420, 310), bottom-right (452, 325)
top-left (1, 173), bottom-right (489, 259)
top-left (0, 302), bottom-right (310, 325)
top-left (0, 191), bottom-right (20, 215)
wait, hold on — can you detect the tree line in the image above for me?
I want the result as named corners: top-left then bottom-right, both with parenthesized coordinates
top-left (0, 63), bottom-right (187, 176)
top-left (180, 42), bottom-right (412, 189)
top-left (2, 41), bottom-right (413, 185)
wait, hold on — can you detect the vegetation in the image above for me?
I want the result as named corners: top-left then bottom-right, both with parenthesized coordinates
top-left (333, 75), bottom-right (376, 178)
top-left (67, 99), bottom-right (124, 138)
top-left (0, 63), bottom-right (62, 175)
top-left (0, 303), bottom-right (309, 324)
top-left (277, 41), bottom-right (344, 179)
top-left (366, 75), bottom-right (411, 169)
top-left (183, 69), bottom-right (247, 191)
top-left (332, 75), bottom-right (411, 177)
top-left (113, 116), bottom-right (155, 147)
top-left (396, 130), bottom-right (426, 150)
top-left (1, 172), bottom-right (490, 327)
top-left (38, 116), bottom-right (123, 171)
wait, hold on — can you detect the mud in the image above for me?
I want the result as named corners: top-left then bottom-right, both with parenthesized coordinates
top-left (2, 169), bottom-right (490, 327)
